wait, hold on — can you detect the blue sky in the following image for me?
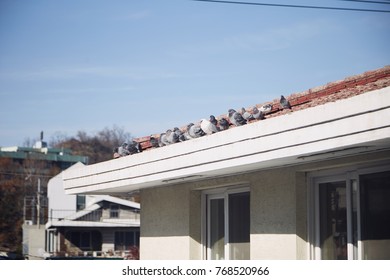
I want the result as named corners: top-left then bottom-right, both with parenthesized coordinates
top-left (0, 0), bottom-right (389, 147)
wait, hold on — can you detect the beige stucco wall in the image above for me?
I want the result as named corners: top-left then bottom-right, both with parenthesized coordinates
top-left (140, 168), bottom-right (304, 260)
top-left (140, 151), bottom-right (390, 260)
top-left (140, 185), bottom-right (196, 259)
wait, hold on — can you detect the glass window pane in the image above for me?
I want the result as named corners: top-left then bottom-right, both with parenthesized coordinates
top-left (360, 171), bottom-right (390, 260)
top-left (209, 198), bottom-right (225, 260)
top-left (229, 192), bottom-right (250, 260)
top-left (80, 232), bottom-right (90, 249)
top-left (76, 195), bottom-right (86, 211)
top-left (110, 204), bottom-right (120, 218)
top-left (319, 181), bottom-right (348, 260)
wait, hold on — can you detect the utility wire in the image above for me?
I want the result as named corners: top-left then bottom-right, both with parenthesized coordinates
top-left (191, 0), bottom-right (390, 13)
top-left (332, 0), bottom-right (390, 4)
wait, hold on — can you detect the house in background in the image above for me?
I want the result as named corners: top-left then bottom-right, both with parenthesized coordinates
top-left (45, 163), bottom-right (140, 259)
top-left (0, 137), bottom-right (88, 259)
top-left (63, 66), bottom-right (390, 260)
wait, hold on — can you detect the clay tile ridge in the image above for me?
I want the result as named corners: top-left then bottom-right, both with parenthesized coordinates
top-left (135, 65), bottom-right (390, 151)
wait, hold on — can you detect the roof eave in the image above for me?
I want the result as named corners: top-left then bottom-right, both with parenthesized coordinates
top-left (63, 87), bottom-right (390, 195)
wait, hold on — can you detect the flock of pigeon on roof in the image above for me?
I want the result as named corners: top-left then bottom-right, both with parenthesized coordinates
top-left (113, 95), bottom-right (292, 158)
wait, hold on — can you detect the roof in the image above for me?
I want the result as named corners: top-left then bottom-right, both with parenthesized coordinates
top-left (134, 65), bottom-right (390, 150)
top-left (0, 145), bottom-right (88, 164)
top-left (62, 66), bottom-right (390, 195)
top-left (46, 194), bottom-right (140, 229)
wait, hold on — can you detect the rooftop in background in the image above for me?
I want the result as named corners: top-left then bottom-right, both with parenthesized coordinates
top-left (0, 140), bottom-right (88, 165)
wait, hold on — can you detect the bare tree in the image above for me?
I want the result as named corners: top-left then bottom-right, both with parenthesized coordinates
top-left (50, 125), bottom-right (132, 164)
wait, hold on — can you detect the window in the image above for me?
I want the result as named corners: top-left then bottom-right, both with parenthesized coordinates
top-left (66, 230), bottom-right (102, 251)
top-left (310, 168), bottom-right (390, 260)
top-left (204, 188), bottom-right (250, 260)
top-left (318, 181), bottom-right (348, 260)
top-left (76, 195), bottom-right (86, 211)
top-left (115, 231), bottom-right (140, 251)
top-left (110, 204), bottom-right (120, 218)
top-left (67, 231), bottom-right (91, 249)
top-left (360, 171), bottom-right (390, 259)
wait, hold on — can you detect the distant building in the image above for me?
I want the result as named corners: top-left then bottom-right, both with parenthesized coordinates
top-left (63, 66), bottom-right (390, 260)
top-left (44, 163), bottom-right (140, 260)
top-left (0, 138), bottom-right (88, 259)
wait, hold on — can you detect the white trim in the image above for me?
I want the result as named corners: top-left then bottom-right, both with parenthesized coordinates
top-left (346, 176), bottom-right (354, 260)
top-left (63, 87), bottom-right (390, 195)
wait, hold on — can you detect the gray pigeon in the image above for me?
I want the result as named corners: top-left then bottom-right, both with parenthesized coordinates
top-left (210, 115), bottom-right (218, 126)
top-left (127, 140), bottom-right (142, 154)
top-left (166, 129), bottom-right (179, 144)
top-left (240, 107), bottom-right (254, 121)
top-left (118, 142), bottom-right (130, 156)
top-left (280, 95), bottom-right (291, 109)
top-left (200, 118), bottom-right (218, 135)
top-left (218, 118), bottom-right (230, 131)
top-left (228, 109), bottom-right (247, 126)
top-left (173, 127), bottom-right (186, 142)
top-left (150, 135), bottom-right (159, 148)
top-left (187, 123), bottom-right (205, 139)
top-left (252, 106), bottom-right (265, 120)
top-left (158, 133), bottom-right (170, 147)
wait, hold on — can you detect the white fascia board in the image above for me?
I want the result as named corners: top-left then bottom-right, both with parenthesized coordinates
top-left (45, 220), bottom-right (140, 229)
top-left (91, 195), bottom-right (140, 209)
top-left (63, 87), bottom-right (390, 195)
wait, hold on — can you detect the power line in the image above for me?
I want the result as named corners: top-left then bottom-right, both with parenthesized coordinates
top-left (0, 171), bottom-right (54, 178)
top-left (332, 0), bottom-right (390, 4)
top-left (191, 0), bottom-right (390, 13)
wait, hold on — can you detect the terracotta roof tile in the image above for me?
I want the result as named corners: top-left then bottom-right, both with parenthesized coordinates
top-left (132, 66), bottom-right (390, 152)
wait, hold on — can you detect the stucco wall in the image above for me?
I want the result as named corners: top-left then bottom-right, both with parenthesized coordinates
top-left (140, 185), bottom-right (193, 259)
top-left (140, 169), bottom-right (303, 260)
top-left (250, 168), bottom-right (298, 259)
top-left (140, 151), bottom-right (390, 260)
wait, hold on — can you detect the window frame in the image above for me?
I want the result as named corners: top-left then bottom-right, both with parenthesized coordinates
top-left (114, 230), bottom-right (140, 251)
top-left (109, 204), bottom-right (120, 219)
top-left (308, 164), bottom-right (390, 260)
top-left (201, 186), bottom-right (250, 260)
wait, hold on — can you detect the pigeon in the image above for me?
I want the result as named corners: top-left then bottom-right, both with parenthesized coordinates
top-left (280, 95), bottom-right (291, 109)
top-left (183, 124), bottom-right (193, 140)
top-left (187, 122), bottom-right (205, 139)
top-left (200, 118), bottom-right (219, 135)
top-left (126, 140), bottom-right (142, 155)
top-left (252, 106), bottom-right (265, 120)
top-left (240, 107), bottom-right (254, 121)
top-left (150, 135), bottom-right (159, 148)
top-left (210, 115), bottom-right (218, 126)
top-left (166, 129), bottom-right (179, 144)
top-left (113, 147), bottom-right (121, 159)
top-left (218, 118), bottom-right (230, 131)
top-left (228, 109), bottom-right (247, 126)
top-left (259, 103), bottom-right (273, 113)
top-left (118, 142), bottom-right (130, 156)
top-left (158, 133), bottom-right (170, 147)
top-left (173, 127), bottom-right (186, 142)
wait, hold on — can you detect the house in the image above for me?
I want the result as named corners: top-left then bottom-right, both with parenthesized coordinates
top-left (45, 163), bottom-right (140, 259)
top-left (62, 66), bottom-right (390, 260)
top-left (0, 138), bottom-right (88, 259)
